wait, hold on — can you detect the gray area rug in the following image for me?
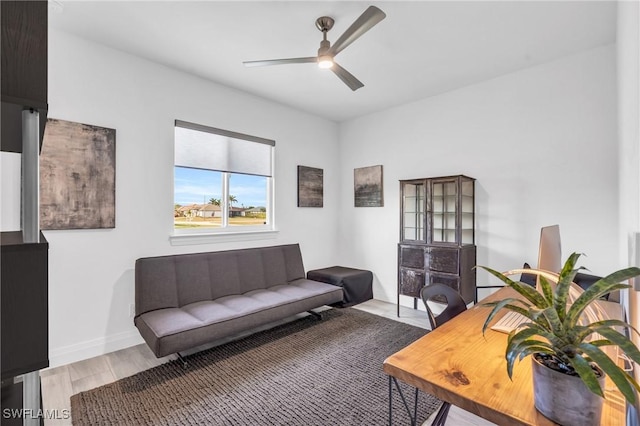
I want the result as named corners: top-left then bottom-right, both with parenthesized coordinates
top-left (71, 308), bottom-right (441, 425)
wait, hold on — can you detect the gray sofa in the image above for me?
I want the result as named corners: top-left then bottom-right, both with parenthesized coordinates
top-left (134, 244), bottom-right (343, 358)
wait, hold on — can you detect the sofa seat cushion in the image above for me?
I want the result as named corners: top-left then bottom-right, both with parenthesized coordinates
top-left (137, 279), bottom-right (342, 341)
top-left (138, 308), bottom-right (204, 338)
top-left (136, 279), bottom-right (342, 357)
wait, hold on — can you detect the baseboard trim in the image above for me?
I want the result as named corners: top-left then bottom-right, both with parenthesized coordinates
top-left (48, 329), bottom-right (144, 368)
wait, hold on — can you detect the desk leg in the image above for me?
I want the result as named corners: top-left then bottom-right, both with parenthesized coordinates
top-left (430, 402), bottom-right (451, 426)
top-left (389, 376), bottom-right (393, 426)
top-left (414, 387), bottom-right (419, 423)
top-left (390, 376), bottom-right (418, 426)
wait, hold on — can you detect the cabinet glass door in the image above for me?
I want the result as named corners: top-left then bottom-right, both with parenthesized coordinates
top-left (431, 180), bottom-right (457, 243)
top-left (461, 178), bottom-right (474, 244)
top-left (402, 183), bottom-right (425, 241)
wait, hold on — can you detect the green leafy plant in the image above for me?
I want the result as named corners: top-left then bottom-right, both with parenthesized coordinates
top-left (479, 253), bottom-right (640, 403)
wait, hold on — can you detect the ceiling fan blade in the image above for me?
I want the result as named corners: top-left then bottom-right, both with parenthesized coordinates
top-left (331, 63), bottom-right (364, 91)
top-left (243, 57), bottom-right (317, 67)
top-left (328, 6), bottom-right (386, 56)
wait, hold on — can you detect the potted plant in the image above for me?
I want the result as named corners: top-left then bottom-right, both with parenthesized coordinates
top-left (479, 253), bottom-right (640, 426)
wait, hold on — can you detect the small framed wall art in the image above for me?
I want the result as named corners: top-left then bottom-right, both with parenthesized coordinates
top-left (297, 165), bottom-right (323, 207)
top-left (354, 165), bottom-right (383, 207)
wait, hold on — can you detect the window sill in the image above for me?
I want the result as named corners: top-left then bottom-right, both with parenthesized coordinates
top-left (169, 229), bottom-right (279, 246)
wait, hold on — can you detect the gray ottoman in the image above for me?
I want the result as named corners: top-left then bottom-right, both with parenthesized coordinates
top-left (306, 266), bottom-right (373, 307)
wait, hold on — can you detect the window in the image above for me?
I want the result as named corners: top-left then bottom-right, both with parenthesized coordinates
top-left (173, 120), bottom-right (274, 234)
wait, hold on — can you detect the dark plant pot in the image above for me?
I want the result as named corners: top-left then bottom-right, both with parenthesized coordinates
top-left (532, 354), bottom-right (605, 426)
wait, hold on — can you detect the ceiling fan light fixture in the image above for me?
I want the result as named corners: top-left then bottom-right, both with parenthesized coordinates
top-left (242, 6), bottom-right (386, 90)
top-left (318, 55), bottom-right (334, 69)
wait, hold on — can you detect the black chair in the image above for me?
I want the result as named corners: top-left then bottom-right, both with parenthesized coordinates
top-left (421, 283), bottom-right (468, 330)
top-left (474, 264), bottom-right (611, 302)
top-left (419, 284), bottom-right (468, 425)
top-left (475, 262), bottom-right (537, 302)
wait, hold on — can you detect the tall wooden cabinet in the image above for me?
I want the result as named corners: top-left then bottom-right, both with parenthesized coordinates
top-left (397, 175), bottom-right (476, 314)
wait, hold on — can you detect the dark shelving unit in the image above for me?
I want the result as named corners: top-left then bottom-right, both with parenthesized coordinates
top-left (1, 1), bottom-right (49, 423)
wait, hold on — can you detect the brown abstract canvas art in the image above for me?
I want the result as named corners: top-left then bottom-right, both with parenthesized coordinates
top-left (354, 165), bottom-right (383, 207)
top-left (297, 165), bottom-right (323, 207)
top-left (40, 119), bottom-right (116, 229)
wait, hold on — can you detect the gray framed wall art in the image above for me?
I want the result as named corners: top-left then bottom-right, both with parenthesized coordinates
top-left (40, 118), bottom-right (116, 229)
top-left (354, 165), bottom-right (383, 207)
top-left (297, 165), bottom-right (323, 207)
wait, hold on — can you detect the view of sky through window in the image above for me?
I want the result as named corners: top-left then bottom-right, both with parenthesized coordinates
top-left (174, 167), bottom-right (267, 208)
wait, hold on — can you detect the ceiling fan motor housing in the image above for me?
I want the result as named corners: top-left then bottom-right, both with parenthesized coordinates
top-left (318, 39), bottom-right (331, 56)
top-left (315, 16), bottom-right (335, 33)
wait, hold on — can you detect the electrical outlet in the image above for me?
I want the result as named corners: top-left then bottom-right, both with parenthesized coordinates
top-left (129, 304), bottom-right (135, 318)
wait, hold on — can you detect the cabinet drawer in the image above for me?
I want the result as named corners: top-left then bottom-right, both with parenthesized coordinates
top-left (399, 245), bottom-right (425, 269)
top-left (428, 247), bottom-right (459, 273)
top-left (399, 268), bottom-right (425, 298)
top-left (425, 274), bottom-right (460, 304)
top-left (427, 273), bottom-right (460, 291)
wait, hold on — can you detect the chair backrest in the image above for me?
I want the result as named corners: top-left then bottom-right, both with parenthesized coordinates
top-left (520, 262), bottom-right (537, 287)
top-left (420, 284), bottom-right (468, 329)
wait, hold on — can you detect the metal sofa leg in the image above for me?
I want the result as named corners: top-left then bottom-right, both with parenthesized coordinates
top-left (177, 352), bottom-right (188, 369)
top-left (307, 310), bottom-right (323, 320)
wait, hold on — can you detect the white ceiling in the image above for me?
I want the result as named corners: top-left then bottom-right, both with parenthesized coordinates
top-left (49, 1), bottom-right (616, 122)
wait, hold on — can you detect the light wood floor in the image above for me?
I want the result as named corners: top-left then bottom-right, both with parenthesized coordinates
top-left (38, 299), bottom-right (495, 426)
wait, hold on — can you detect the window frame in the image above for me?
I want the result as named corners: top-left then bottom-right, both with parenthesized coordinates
top-left (172, 120), bottom-right (276, 241)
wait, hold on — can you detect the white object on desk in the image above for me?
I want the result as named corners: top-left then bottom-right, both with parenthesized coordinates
top-left (491, 310), bottom-right (528, 334)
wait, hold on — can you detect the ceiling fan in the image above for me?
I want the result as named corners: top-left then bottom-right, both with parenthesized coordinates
top-left (243, 5), bottom-right (386, 91)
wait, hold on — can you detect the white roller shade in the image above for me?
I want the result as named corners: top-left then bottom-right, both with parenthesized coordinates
top-left (175, 121), bottom-right (274, 177)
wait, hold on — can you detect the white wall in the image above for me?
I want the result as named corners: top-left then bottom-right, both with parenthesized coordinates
top-left (617, 0), bottom-right (640, 367)
top-left (338, 45), bottom-right (619, 305)
top-left (46, 29), bottom-right (341, 366)
top-left (619, 0), bottom-right (640, 265)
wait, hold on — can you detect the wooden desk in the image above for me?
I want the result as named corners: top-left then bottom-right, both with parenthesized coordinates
top-left (383, 287), bottom-right (626, 425)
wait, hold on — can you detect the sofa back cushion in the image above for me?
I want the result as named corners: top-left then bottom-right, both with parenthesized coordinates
top-left (135, 244), bottom-right (307, 316)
